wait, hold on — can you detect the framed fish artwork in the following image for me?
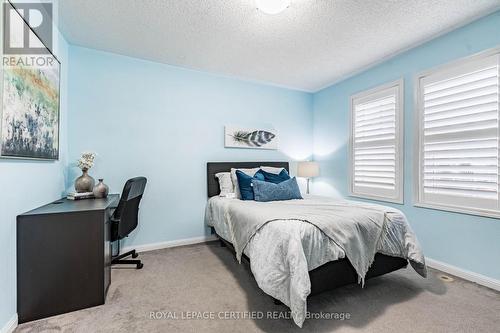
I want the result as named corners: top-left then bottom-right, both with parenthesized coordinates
top-left (224, 126), bottom-right (278, 150)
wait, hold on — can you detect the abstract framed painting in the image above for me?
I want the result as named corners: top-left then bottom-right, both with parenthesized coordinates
top-left (0, 4), bottom-right (61, 160)
top-left (224, 126), bottom-right (278, 150)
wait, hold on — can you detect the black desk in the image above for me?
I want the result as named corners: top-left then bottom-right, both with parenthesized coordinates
top-left (17, 194), bottom-right (119, 323)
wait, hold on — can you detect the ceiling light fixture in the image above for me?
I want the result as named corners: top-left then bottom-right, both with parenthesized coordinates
top-left (256, 0), bottom-right (291, 15)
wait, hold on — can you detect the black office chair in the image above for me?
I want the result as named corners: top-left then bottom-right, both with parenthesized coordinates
top-left (111, 177), bottom-right (147, 269)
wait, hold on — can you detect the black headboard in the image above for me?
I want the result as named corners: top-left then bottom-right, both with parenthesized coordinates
top-left (207, 161), bottom-right (290, 197)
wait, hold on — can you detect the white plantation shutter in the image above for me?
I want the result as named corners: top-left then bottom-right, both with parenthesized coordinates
top-left (350, 81), bottom-right (403, 203)
top-left (417, 52), bottom-right (500, 215)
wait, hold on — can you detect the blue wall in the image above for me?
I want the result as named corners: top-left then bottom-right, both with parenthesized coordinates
top-left (0, 25), bottom-right (70, 332)
top-left (313, 11), bottom-right (500, 280)
top-left (67, 46), bottom-right (313, 248)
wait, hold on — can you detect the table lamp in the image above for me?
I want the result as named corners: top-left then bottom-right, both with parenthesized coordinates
top-left (297, 161), bottom-right (319, 194)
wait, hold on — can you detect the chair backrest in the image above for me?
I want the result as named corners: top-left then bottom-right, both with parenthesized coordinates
top-left (112, 177), bottom-right (147, 240)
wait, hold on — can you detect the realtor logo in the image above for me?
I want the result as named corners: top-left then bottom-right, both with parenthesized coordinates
top-left (3, 1), bottom-right (53, 54)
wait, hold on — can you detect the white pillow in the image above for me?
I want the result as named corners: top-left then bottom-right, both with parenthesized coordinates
top-left (230, 167), bottom-right (260, 199)
top-left (260, 166), bottom-right (285, 174)
top-left (215, 172), bottom-right (234, 197)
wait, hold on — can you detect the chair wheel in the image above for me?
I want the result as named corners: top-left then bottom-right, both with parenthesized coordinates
top-left (132, 252), bottom-right (139, 258)
top-left (137, 263), bottom-right (143, 269)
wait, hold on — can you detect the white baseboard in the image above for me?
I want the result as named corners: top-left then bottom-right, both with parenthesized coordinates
top-left (121, 235), bottom-right (218, 254)
top-left (121, 239), bottom-right (500, 292)
top-left (0, 314), bottom-right (18, 333)
top-left (426, 257), bottom-right (500, 292)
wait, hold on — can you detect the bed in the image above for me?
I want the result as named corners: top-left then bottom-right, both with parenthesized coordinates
top-left (205, 161), bottom-right (426, 327)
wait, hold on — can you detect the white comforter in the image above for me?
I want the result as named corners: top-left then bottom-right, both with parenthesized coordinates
top-left (205, 195), bottom-right (426, 327)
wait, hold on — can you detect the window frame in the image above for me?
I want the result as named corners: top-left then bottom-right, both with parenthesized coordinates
top-left (413, 47), bottom-right (500, 219)
top-left (349, 79), bottom-right (404, 204)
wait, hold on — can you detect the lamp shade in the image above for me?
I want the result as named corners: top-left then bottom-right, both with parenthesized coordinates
top-left (297, 161), bottom-right (319, 178)
top-left (256, 0), bottom-right (290, 14)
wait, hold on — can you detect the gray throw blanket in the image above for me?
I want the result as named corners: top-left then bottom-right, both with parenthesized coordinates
top-left (226, 199), bottom-right (390, 283)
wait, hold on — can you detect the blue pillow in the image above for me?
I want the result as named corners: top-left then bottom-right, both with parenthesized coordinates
top-left (252, 177), bottom-right (303, 202)
top-left (260, 169), bottom-right (291, 184)
top-left (236, 170), bottom-right (265, 200)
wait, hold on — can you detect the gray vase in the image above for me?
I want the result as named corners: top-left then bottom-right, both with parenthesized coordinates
top-left (93, 179), bottom-right (109, 198)
top-left (75, 169), bottom-right (95, 193)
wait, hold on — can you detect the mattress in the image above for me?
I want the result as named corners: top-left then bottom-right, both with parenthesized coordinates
top-left (206, 195), bottom-right (346, 269)
top-left (205, 194), bottom-right (426, 327)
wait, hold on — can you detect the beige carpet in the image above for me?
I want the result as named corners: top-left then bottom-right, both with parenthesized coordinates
top-left (16, 241), bottom-right (500, 333)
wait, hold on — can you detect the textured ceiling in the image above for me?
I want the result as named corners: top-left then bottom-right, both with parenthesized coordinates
top-left (58, 0), bottom-right (500, 92)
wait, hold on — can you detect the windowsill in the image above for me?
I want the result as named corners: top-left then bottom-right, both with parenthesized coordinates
top-left (414, 202), bottom-right (500, 219)
top-left (348, 193), bottom-right (404, 205)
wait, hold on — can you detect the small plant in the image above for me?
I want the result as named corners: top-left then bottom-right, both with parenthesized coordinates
top-left (78, 152), bottom-right (96, 171)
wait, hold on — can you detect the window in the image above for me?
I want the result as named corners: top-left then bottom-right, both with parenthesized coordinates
top-left (349, 80), bottom-right (404, 203)
top-left (415, 50), bottom-right (500, 217)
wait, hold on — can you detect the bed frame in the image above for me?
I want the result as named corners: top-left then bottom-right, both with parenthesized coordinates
top-left (207, 161), bottom-right (408, 299)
